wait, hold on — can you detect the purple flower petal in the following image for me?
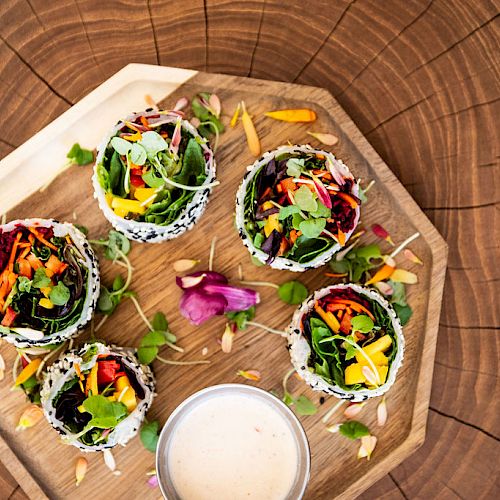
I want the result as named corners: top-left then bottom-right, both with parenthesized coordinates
top-left (179, 289), bottom-right (227, 325)
top-left (203, 284), bottom-right (260, 313)
top-left (176, 271), bottom-right (228, 289)
top-left (147, 475), bottom-right (159, 488)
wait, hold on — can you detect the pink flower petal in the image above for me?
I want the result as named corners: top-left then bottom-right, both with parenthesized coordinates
top-left (403, 248), bottom-right (423, 265)
top-left (362, 366), bottom-right (380, 386)
top-left (372, 224), bottom-right (394, 246)
top-left (307, 132), bottom-right (339, 146)
top-left (173, 97), bottom-right (188, 111)
top-left (147, 474), bottom-right (159, 488)
top-left (191, 117), bottom-right (201, 128)
top-left (221, 324), bottom-right (235, 353)
top-left (208, 94), bottom-right (222, 118)
top-left (179, 289), bottom-right (227, 325)
top-left (374, 281), bottom-right (393, 296)
top-left (358, 435), bottom-right (377, 460)
top-left (343, 402), bottom-right (366, 419)
top-left (202, 284), bottom-right (259, 312)
top-left (377, 397), bottom-right (388, 426)
top-left (313, 179), bottom-right (332, 209)
top-left (169, 118), bottom-right (182, 156)
top-left (176, 271), bottom-right (227, 289)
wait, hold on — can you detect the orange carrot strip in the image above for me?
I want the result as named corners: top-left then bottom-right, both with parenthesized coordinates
top-left (27, 227), bottom-right (57, 251)
top-left (330, 299), bottom-right (375, 320)
top-left (19, 245), bottom-right (31, 259)
top-left (140, 116), bottom-right (151, 130)
top-left (337, 229), bottom-right (346, 246)
top-left (337, 192), bottom-right (358, 208)
top-left (7, 233), bottom-right (22, 272)
top-left (325, 272), bottom-right (348, 278)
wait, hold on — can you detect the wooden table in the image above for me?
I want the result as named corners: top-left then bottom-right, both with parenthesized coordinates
top-left (0, 1), bottom-right (497, 498)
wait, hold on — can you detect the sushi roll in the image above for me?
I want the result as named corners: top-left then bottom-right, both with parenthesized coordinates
top-left (287, 283), bottom-right (404, 402)
top-left (41, 342), bottom-right (156, 451)
top-left (93, 109), bottom-right (217, 243)
top-left (235, 145), bottom-right (361, 271)
top-left (0, 219), bottom-right (99, 348)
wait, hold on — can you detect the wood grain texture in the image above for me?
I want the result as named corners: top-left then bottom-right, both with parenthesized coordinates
top-left (0, 0), bottom-right (498, 498)
top-left (0, 71), bottom-right (446, 499)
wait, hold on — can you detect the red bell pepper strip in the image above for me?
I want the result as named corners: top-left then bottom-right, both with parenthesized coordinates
top-left (1, 306), bottom-right (17, 327)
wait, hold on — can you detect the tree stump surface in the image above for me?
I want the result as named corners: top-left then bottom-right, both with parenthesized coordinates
top-left (0, 1), bottom-right (498, 498)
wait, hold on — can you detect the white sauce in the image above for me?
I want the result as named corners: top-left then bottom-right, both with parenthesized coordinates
top-left (166, 393), bottom-right (299, 500)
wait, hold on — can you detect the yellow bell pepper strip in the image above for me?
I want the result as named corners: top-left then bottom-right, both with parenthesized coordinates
top-left (230, 102), bottom-right (241, 127)
top-left (111, 197), bottom-right (146, 215)
top-left (356, 335), bottom-right (392, 362)
top-left (264, 109), bottom-right (317, 123)
top-left (74, 363), bottom-right (85, 393)
top-left (314, 304), bottom-right (340, 333)
top-left (134, 187), bottom-right (158, 203)
top-left (241, 101), bottom-right (261, 157)
top-left (113, 207), bottom-right (129, 218)
top-left (122, 131), bottom-right (142, 142)
top-left (357, 351), bottom-right (388, 366)
top-left (365, 257), bottom-right (396, 285)
top-left (85, 363), bottom-right (99, 396)
top-left (27, 227), bottom-right (58, 251)
top-left (263, 214), bottom-right (282, 237)
top-left (345, 363), bottom-right (366, 385)
top-left (15, 358), bottom-right (42, 386)
top-left (39, 298), bottom-right (54, 309)
top-left (114, 375), bottom-right (137, 412)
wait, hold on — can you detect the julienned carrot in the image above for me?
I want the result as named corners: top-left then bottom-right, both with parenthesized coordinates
top-left (337, 228), bottom-right (346, 246)
top-left (18, 245), bottom-right (31, 260)
top-left (337, 192), bottom-right (358, 208)
top-left (7, 233), bottom-right (22, 272)
top-left (139, 116), bottom-right (150, 130)
top-left (365, 260), bottom-right (395, 286)
top-left (330, 299), bottom-right (375, 320)
top-left (325, 272), bottom-right (348, 278)
top-left (27, 227), bottom-right (57, 251)
top-left (26, 254), bottom-right (43, 270)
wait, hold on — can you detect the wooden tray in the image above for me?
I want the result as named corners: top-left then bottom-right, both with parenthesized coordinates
top-left (0, 64), bottom-right (447, 499)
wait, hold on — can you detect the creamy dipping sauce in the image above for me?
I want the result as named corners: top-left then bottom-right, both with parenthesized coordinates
top-left (165, 393), bottom-right (299, 500)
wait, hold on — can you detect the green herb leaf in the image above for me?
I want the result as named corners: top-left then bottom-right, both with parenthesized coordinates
top-left (393, 303), bottom-right (413, 325)
top-left (286, 158), bottom-right (304, 177)
top-left (112, 275), bottom-right (125, 292)
top-left (67, 143), bottom-right (94, 166)
top-left (140, 330), bottom-right (167, 347)
top-left (97, 286), bottom-right (114, 313)
top-left (152, 312), bottom-right (168, 331)
top-left (344, 342), bottom-right (358, 360)
top-left (111, 137), bottom-right (132, 156)
top-left (130, 143), bottom-right (147, 165)
top-left (294, 185), bottom-right (318, 212)
top-left (282, 392), bottom-right (295, 406)
top-left (278, 281), bottom-right (308, 305)
top-left (278, 205), bottom-right (301, 220)
top-left (253, 233), bottom-right (264, 249)
top-left (32, 268), bottom-right (51, 289)
top-left (294, 395), bottom-right (318, 415)
top-left (351, 315), bottom-right (374, 333)
top-left (142, 169), bottom-right (165, 188)
top-left (226, 306), bottom-right (255, 330)
top-left (104, 231), bottom-right (131, 260)
top-left (389, 280), bottom-right (407, 306)
top-left (137, 346), bottom-right (158, 365)
top-left (140, 420), bottom-right (160, 453)
top-left (310, 202), bottom-right (331, 219)
top-left (173, 138), bottom-right (205, 185)
top-left (299, 218), bottom-right (326, 239)
top-left (339, 421), bottom-right (370, 440)
top-left (17, 276), bottom-right (32, 293)
top-left (139, 131), bottom-right (168, 156)
top-left (49, 282), bottom-right (70, 306)
top-left (74, 224), bottom-right (89, 236)
top-left (83, 395), bottom-right (128, 426)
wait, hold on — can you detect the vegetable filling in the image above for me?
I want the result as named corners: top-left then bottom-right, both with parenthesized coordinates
top-left (301, 287), bottom-right (398, 391)
top-left (243, 151), bottom-right (360, 264)
top-left (96, 110), bottom-right (212, 225)
top-left (54, 351), bottom-right (145, 447)
top-left (0, 225), bottom-right (88, 335)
